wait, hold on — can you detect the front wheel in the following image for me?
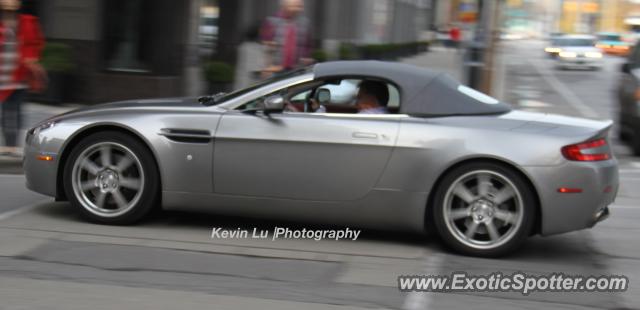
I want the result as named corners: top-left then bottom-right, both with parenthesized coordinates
top-left (63, 131), bottom-right (159, 224)
top-left (432, 162), bottom-right (536, 257)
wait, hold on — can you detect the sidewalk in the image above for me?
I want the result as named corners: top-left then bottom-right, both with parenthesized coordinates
top-left (400, 46), bottom-right (464, 81)
top-left (0, 102), bottom-right (79, 174)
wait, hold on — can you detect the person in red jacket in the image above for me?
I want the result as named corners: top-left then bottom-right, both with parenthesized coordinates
top-left (449, 24), bottom-right (461, 51)
top-left (0, 0), bottom-right (45, 157)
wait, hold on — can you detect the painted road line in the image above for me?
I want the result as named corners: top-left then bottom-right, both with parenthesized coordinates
top-left (0, 174), bottom-right (27, 178)
top-left (529, 59), bottom-right (600, 119)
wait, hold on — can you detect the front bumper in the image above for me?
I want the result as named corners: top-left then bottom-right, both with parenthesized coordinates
top-left (524, 159), bottom-right (618, 236)
top-left (23, 126), bottom-right (67, 198)
top-left (556, 56), bottom-right (602, 69)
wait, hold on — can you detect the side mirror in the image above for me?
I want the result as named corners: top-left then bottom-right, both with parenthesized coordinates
top-left (621, 63), bottom-right (631, 74)
top-left (316, 88), bottom-right (331, 105)
top-left (260, 95), bottom-right (285, 114)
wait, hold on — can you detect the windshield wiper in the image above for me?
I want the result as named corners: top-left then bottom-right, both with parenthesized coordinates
top-left (198, 92), bottom-right (227, 106)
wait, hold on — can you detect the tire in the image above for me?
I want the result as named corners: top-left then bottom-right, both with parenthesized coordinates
top-left (431, 161), bottom-right (536, 257)
top-left (63, 131), bottom-right (159, 224)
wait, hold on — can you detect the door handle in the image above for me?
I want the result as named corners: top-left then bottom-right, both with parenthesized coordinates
top-left (352, 132), bottom-right (378, 139)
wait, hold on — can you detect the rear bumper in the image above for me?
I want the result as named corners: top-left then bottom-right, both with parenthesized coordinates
top-left (524, 159), bottom-right (618, 236)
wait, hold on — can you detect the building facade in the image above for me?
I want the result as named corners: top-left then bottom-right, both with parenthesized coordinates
top-left (36, 0), bottom-right (432, 103)
top-left (216, 0), bottom-right (432, 63)
top-left (36, 0), bottom-right (195, 103)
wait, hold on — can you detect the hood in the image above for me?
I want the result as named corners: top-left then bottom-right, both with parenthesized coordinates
top-left (79, 97), bottom-right (202, 111)
top-left (53, 97), bottom-right (205, 119)
top-left (559, 46), bottom-right (600, 53)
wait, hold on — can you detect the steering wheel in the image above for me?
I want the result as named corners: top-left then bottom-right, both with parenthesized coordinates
top-left (303, 88), bottom-right (316, 113)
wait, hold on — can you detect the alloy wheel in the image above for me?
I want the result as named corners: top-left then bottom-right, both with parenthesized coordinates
top-left (71, 142), bottom-right (145, 218)
top-left (442, 170), bottom-right (524, 250)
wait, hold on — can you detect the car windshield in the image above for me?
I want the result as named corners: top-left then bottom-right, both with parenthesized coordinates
top-left (553, 38), bottom-right (595, 47)
top-left (212, 68), bottom-right (312, 104)
top-left (598, 34), bottom-right (621, 41)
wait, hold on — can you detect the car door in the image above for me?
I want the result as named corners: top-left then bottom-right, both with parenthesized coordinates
top-left (212, 111), bottom-right (401, 201)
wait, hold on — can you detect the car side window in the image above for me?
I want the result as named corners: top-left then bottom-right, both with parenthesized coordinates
top-left (234, 78), bottom-right (401, 114)
top-left (287, 78), bottom-right (401, 114)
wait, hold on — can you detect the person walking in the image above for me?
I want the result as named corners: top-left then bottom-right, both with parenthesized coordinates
top-left (234, 24), bottom-right (266, 90)
top-left (260, 0), bottom-right (313, 77)
top-left (449, 24), bottom-right (461, 51)
top-left (0, 0), bottom-right (45, 157)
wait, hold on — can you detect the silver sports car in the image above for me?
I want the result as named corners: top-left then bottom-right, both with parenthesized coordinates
top-left (24, 61), bottom-right (618, 257)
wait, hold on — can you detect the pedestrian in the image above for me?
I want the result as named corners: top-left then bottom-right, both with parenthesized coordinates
top-left (449, 23), bottom-right (461, 51)
top-left (234, 24), bottom-right (266, 90)
top-left (0, 0), bottom-right (45, 157)
top-left (260, 0), bottom-right (313, 77)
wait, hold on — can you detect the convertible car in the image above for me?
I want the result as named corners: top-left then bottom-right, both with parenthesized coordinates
top-left (24, 61), bottom-right (618, 257)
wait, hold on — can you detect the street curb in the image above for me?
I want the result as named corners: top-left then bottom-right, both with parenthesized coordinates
top-left (0, 157), bottom-right (23, 174)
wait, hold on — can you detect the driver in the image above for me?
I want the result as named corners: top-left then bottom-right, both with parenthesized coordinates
top-left (355, 80), bottom-right (389, 114)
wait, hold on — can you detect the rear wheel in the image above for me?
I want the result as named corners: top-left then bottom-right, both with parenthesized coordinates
top-left (63, 131), bottom-right (159, 224)
top-left (432, 162), bottom-right (535, 257)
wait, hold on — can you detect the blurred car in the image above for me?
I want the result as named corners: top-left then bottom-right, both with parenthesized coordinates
top-left (544, 37), bottom-right (565, 58)
top-left (549, 32), bottom-right (565, 39)
top-left (500, 32), bottom-right (525, 41)
top-left (617, 41), bottom-right (640, 155)
top-left (596, 32), bottom-right (631, 56)
top-left (544, 33), bottom-right (568, 57)
top-left (552, 35), bottom-right (603, 70)
top-left (24, 61), bottom-right (618, 257)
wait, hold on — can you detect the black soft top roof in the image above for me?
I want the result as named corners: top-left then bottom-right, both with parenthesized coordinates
top-left (313, 61), bottom-right (511, 116)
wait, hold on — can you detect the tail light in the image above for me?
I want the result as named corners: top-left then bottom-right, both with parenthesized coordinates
top-left (561, 138), bottom-right (611, 162)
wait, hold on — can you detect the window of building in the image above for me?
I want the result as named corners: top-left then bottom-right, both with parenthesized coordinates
top-left (199, 0), bottom-right (219, 58)
top-left (103, 0), bottom-right (152, 72)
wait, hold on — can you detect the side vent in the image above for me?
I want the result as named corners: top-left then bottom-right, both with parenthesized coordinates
top-left (158, 128), bottom-right (213, 144)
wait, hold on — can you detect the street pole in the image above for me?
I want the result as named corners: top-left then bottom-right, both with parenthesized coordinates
top-left (479, 0), bottom-right (502, 95)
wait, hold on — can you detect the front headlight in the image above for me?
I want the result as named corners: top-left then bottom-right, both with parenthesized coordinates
top-left (559, 51), bottom-right (577, 58)
top-left (28, 121), bottom-right (57, 136)
top-left (585, 52), bottom-right (603, 58)
top-left (545, 47), bottom-right (562, 53)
